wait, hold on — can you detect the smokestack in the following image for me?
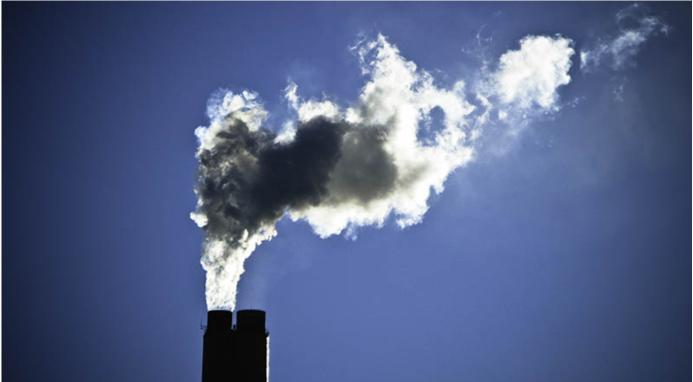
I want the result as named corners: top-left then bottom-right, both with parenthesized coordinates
top-left (234, 310), bottom-right (269, 382)
top-left (202, 311), bottom-right (233, 382)
top-left (202, 310), bottom-right (269, 382)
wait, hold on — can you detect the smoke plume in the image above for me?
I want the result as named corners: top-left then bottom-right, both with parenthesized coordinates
top-left (192, 34), bottom-right (575, 310)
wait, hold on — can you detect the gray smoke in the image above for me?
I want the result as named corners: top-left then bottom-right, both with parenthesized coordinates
top-left (196, 113), bottom-right (406, 251)
top-left (197, 117), bottom-right (345, 241)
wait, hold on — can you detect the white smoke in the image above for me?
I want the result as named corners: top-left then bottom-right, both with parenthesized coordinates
top-left (580, 4), bottom-right (669, 71)
top-left (192, 33), bottom-right (575, 311)
top-left (492, 35), bottom-right (574, 111)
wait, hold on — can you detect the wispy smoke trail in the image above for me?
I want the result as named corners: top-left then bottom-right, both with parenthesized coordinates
top-left (580, 4), bottom-right (669, 71)
top-left (192, 33), bottom-right (575, 311)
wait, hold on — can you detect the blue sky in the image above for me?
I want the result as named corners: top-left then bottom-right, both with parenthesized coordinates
top-left (4, 3), bottom-right (690, 382)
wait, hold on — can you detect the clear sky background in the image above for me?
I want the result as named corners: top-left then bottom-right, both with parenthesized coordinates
top-left (4, 3), bottom-right (691, 382)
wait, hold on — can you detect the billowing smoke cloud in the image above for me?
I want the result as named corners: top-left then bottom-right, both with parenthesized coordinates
top-left (192, 33), bottom-right (575, 311)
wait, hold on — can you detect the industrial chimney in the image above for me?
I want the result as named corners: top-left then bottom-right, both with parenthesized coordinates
top-left (202, 310), bottom-right (269, 382)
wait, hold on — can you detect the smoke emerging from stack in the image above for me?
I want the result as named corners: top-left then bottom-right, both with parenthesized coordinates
top-left (192, 34), bottom-right (576, 310)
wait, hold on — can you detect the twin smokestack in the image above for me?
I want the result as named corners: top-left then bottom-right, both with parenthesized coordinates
top-left (202, 310), bottom-right (269, 382)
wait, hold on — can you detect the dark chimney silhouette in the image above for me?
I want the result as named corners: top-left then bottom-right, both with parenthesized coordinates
top-left (202, 310), bottom-right (269, 382)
